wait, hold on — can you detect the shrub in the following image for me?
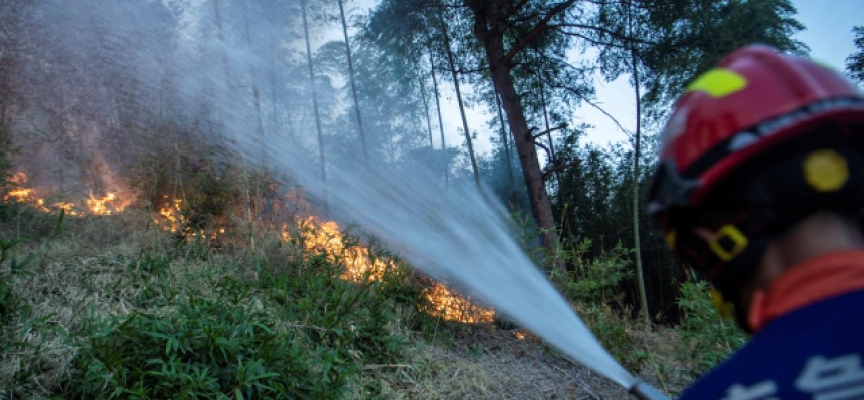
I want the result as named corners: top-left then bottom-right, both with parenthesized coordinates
top-left (551, 240), bottom-right (645, 372)
top-left (554, 240), bottom-right (633, 305)
top-left (675, 280), bottom-right (746, 377)
top-left (67, 294), bottom-right (351, 399)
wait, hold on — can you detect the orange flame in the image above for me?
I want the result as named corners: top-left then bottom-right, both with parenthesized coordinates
top-left (156, 196), bottom-right (185, 233)
top-left (87, 192), bottom-right (125, 215)
top-left (422, 282), bottom-right (495, 324)
top-left (4, 172), bottom-right (125, 216)
top-left (291, 216), bottom-right (392, 282)
top-left (153, 196), bottom-right (224, 242)
top-left (285, 216), bottom-right (495, 324)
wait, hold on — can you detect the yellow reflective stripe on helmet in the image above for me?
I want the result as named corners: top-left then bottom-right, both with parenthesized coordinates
top-left (708, 225), bottom-right (748, 262)
top-left (686, 68), bottom-right (748, 98)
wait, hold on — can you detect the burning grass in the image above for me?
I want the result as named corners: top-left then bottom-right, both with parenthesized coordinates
top-left (0, 194), bottom-right (498, 398)
top-left (3, 172), bottom-right (127, 216)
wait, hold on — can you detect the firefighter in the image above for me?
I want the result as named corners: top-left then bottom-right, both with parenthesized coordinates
top-left (648, 44), bottom-right (864, 399)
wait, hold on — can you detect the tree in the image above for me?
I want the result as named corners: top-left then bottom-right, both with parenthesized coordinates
top-left (465, 0), bottom-right (582, 270)
top-left (583, 0), bottom-right (809, 319)
top-left (436, 6), bottom-right (481, 188)
top-left (337, 0), bottom-right (370, 169)
top-left (847, 26), bottom-right (864, 84)
top-left (301, 0), bottom-right (328, 191)
top-left (638, 0), bottom-right (808, 120)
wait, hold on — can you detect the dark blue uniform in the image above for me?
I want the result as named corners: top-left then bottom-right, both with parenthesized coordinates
top-left (680, 289), bottom-right (864, 400)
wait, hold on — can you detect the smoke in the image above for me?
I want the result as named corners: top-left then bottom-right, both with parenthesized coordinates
top-left (0, 0), bottom-right (638, 389)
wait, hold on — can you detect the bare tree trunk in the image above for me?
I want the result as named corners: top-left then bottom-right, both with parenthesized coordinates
top-left (270, 47), bottom-right (280, 137)
top-left (469, 4), bottom-right (561, 270)
top-left (338, 0), bottom-right (370, 170)
top-left (211, 0), bottom-right (233, 121)
top-left (494, 86), bottom-right (516, 201)
top-left (212, 0), bottom-right (254, 251)
top-left (438, 9), bottom-right (480, 188)
top-left (537, 74), bottom-right (560, 194)
top-left (428, 49), bottom-right (449, 189)
top-left (243, 9), bottom-right (265, 144)
top-left (418, 73), bottom-right (435, 149)
top-left (629, 1), bottom-right (650, 326)
top-left (301, 0), bottom-right (328, 205)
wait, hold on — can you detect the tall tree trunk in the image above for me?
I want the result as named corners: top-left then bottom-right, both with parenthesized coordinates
top-left (494, 86), bottom-right (516, 202)
top-left (469, 5), bottom-right (560, 270)
top-left (270, 46), bottom-right (280, 137)
top-left (338, 0), bottom-right (370, 170)
top-left (210, 0), bottom-right (233, 122)
top-left (301, 0), bottom-right (328, 201)
top-left (438, 9), bottom-right (480, 188)
top-left (418, 73), bottom-right (435, 149)
top-left (212, 0), bottom-right (254, 251)
top-left (428, 49), bottom-right (449, 189)
top-left (243, 9), bottom-right (265, 145)
top-left (537, 74), bottom-right (559, 194)
top-left (629, 1), bottom-right (650, 326)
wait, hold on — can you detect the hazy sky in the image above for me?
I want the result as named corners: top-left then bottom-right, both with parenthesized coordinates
top-left (581, 0), bottom-right (864, 147)
top-left (347, 1), bottom-right (864, 154)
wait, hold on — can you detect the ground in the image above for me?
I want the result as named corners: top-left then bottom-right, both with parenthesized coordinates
top-left (365, 323), bottom-right (689, 399)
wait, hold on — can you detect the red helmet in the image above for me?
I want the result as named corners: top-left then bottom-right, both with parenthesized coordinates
top-left (649, 45), bottom-right (864, 291)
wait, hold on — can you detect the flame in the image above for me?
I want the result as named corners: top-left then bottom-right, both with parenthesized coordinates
top-left (87, 192), bottom-right (125, 215)
top-left (153, 196), bottom-right (224, 242)
top-left (292, 216), bottom-right (392, 282)
top-left (286, 216), bottom-right (495, 324)
top-left (422, 283), bottom-right (495, 324)
top-left (4, 172), bottom-right (125, 216)
top-left (156, 196), bottom-right (185, 233)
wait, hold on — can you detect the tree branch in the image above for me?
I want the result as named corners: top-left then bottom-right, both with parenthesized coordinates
top-left (546, 82), bottom-right (634, 139)
top-left (543, 160), bottom-right (581, 180)
top-left (503, 0), bottom-right (532, 20)
top-left (504, 0), bottom-right (578, 64)
top-left (550, 23), bottom-right (657, 45)
top-left (532, 123), bottom-right (568, 139)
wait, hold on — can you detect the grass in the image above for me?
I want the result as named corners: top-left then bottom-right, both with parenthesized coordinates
top-left (0, 207), bottom-right (422, 399)
top-left (0, 199), bottom-right (740, 399)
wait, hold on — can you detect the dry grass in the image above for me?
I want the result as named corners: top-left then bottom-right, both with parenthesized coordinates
top-left (0, 211), bottom-right (249, 398)
top-left (1, 209), bottom-right (690, 399)
top-left (355, 323), bottom-right (675, 400)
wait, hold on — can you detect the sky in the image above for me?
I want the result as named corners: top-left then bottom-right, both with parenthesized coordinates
top-left (579, 0), bottom-right (864, 147)
top-left (342, 0), bottom-right (864, 155)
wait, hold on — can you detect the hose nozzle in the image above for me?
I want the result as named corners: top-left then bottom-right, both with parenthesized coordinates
top-left (629, 381), bottom-right (671, 400)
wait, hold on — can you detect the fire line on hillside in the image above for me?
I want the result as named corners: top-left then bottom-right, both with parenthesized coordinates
top-left (2, 175), bottom-right (495, 324)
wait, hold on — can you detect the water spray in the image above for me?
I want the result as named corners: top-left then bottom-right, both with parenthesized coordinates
top-left (254, 146), bottom-right (672, 399)
top-left (631, 380), bottom-right (671, 400)
top-left (11, 3), bottom-right (675, 397)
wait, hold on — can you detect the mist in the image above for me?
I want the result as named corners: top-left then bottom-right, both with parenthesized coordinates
top-left (0, 0), bottom-right (637, 388)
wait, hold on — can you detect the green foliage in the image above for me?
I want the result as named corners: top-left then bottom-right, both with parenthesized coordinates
top-left (0, 238), bottom-right (34, 317)
top-left (554, 240), bottom-right (633, 305)
top-left (675, 281), bottom-right (746, 377)
top-left (59, 229), bottom-right (414, 399)
top-left (551, 241), bottom-right (645, 372)
top-left (0, 123), bottom-right (13, 193)
top-left (847, 26), bottom-right (864, 84)
top-left (0, 210), bottom-right (62, 318)
top-left (69, 296), bottom-right (345, 399)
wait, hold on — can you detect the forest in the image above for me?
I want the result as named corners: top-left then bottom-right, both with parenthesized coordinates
top-left (1, 0), bottom-right (863, 398)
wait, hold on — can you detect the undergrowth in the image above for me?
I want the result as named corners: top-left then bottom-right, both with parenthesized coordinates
top-left (675, 281), bottom-right (746, 377)
top-left (0, 202), bottom-right (424, 399)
